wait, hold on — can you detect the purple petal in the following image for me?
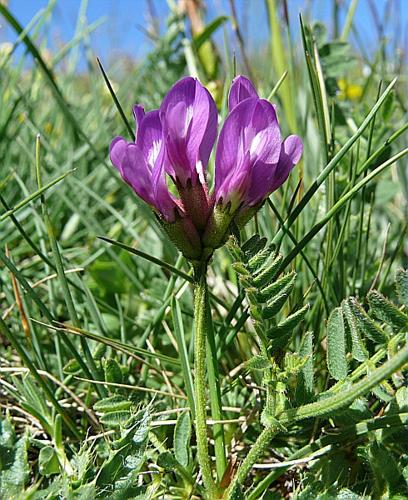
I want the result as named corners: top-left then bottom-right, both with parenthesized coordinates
top-left (268, 135), bottom-right (303, 193)
top-left (135, 109), bottom-right (177, 220)
top-left (188, 80), bottom-right (218, 176)
top-left (228, 75), bottom-right (258, 112)
top-left (160, 77), bottom-right (217, 186)
top-left (215, 99), bottom-right (254, 190)
top-left (161, 77), bottom-right (196, 112)
top-left (216, 152), bottom-right (252, 209)
top-left (136, 109), bottom-right (164, 169)
top-left (110, 136), bottom-right (128, 174)
top-left (215, 97), bottom-right (281, 207)
top-left (110, 136), bottom-right (176, 220)
top-left (245, 157), bottom-right (280, 206)
top-left (282, 135), bottom-right (303, 165)
top-left (121, 144), bottom-right (155, 206)
top-left (110, 109), bottom-right (180, 223)
top-left (162, 101), bottom-right (191, 182)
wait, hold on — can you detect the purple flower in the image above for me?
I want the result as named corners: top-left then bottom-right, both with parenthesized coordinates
top-left (160, 77), bottom-right (218, 188)
top-left (214, 76), bottom-right (302, 213)
top-left (110, 106), bottom-right (178, 222)
top-left (109, 74), bottom-right (303, 258)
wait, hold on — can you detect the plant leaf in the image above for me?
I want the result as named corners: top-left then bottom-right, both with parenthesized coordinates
top-left (367, 290), bottom-right (408, 331)
top-left (396, 268), bottom-right (408, 308)
top-left (342, 300), bottom-right (368, 362)
top-left (193, 15), bottom-right (228, 50)
top-left (296, 332), bottom-right (314, 404)
top-left (174, 411), bottom-right (191, 468)
top-left (327, 307), bottom-right (348, 381)
top-left (96, 409), bottom-right (150, 492)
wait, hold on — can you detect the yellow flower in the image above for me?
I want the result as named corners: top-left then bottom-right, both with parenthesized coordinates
top-left (338, 78), bottom-right (363, 100)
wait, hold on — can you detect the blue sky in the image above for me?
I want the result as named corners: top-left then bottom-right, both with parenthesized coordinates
top-left (1, 0), bottom-right (406, 70)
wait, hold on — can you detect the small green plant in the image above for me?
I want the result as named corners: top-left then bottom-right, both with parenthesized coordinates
top-left (225, 241), bottom-right (408, 497)
top-left (0, 0), bottom-right (407, 498)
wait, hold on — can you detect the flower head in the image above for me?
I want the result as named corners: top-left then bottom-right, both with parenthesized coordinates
top-left (109, 74), bottom-right (302, 260)
top-left (214, 75), bottom-right (302, 216)
top-left (215, 97), bottom-right (282, 211)
top-left (201, 75), bottom-right (302, 249)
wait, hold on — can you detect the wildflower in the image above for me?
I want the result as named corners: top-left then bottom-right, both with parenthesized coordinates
top-left (215, 76), bottom-right (302, 214)
top-left (110, 104), bottom-right (202, 260)
top-left (110, 75), bottom-right (302, 259)
top-left (204, 75), bottom-right (302, 248)
top-left (338, 78), bottom-right (363, 100)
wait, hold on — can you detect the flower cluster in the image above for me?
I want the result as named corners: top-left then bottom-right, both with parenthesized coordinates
top-left (110, 75), bottom-right (302, 261)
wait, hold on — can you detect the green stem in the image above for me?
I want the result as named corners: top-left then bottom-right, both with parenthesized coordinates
top-left (226, 345), bottom-right (408, 498)
top-left (227, 426), bottom-right (278, 498)
top-left (194, 268), bottom-right (217, 498)
top-left (205, 291), bottom-right (227, 481)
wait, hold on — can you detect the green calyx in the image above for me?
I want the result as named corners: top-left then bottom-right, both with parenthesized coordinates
top-left (160, 217), bottom-right (202, 261)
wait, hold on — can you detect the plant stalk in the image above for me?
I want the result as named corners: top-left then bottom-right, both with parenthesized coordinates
top-left (205, 289), bottom-right (227, 481)
top-left (227, 425), bottom-right (278, 498)
top-left (194, 267), bottom-right (217, 498)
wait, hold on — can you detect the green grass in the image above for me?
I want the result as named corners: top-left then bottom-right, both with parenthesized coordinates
top-left (0, 1), bottom-right (407, 498)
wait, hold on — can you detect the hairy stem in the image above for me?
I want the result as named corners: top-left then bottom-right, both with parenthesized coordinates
top-left (194, 268), bottom-right (217, 498)
top-left (228, 425), bottom-right (278, 498)
top-left (205, 291), bottom-right (227, 481)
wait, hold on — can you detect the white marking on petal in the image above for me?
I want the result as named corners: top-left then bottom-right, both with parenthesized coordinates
top-left (184, 105), bottom-right (194, 136)
top-left (250, 129), bottom-right (268, 159)
top-left (196, 160), bottom-right (205, 185)
top-left (147, 140), bottom-right (162, 168)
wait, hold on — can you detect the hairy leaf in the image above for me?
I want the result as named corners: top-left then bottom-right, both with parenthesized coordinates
top-left (296, 332), bottom-right (314, 403)
top-left (367, 290), bottom-right (408, 330)
top-left (241, 234), bottom-right (267, 258)
top-left (104, 358), bottom-right (124, 385)
top-left (342, 300), bottom-right (368, 361)
top-left (327, 307), bottom-right (348, 380)
top-left (258, 272), bottom-right (295, 303)
top-left (0, 419), bottom-right (29, 497)
top-left (396, 268), bottom-right (408, 308)
top-left (347, 297), bottom-right (389, 344)
top-left (248, 246), bottom-right (274, 273)
top-left (262, 275), bottom-right (296, 319)
top-left (38, 446), bottom-right (60, 476)
top-left (270, 304), bottom-right (309, 338)
top-left (94, 395), bottom-right (133, 413)
top-left (174, 411), bottom-right (191, 468)
top-left (96, 410), bottom-right (150, 493)
top-left (253, 254), bottom-right (283, 288)
top-left (244, 355), bottom-right (271, 371)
